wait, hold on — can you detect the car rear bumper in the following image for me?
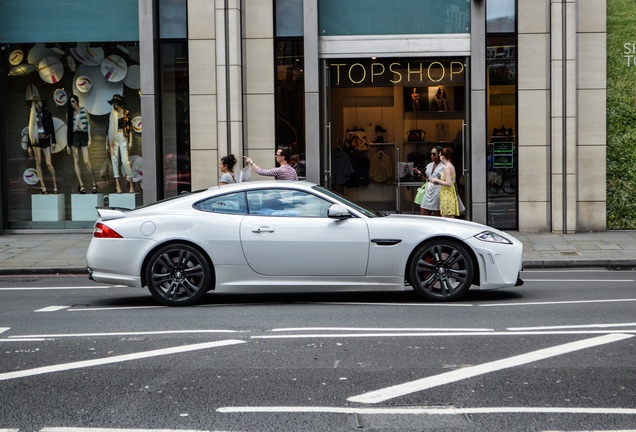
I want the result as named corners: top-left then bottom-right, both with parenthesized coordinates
top-left (88, 267), bottom-right (143, 288)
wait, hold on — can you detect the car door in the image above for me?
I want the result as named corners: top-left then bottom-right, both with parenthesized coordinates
top-left (240, 188), bottom-right (370, 276)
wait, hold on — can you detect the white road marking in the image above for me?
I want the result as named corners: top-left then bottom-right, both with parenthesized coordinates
top-left (8, 329), bottom-right (244, 339)
top-left (252, 330), bottom-right (636, 339)
top-left (347, 333), bottom-right (634, 404)
top-left (480, 298), bottom-right (636, 307)
top-left (310, 302), bottom-right (473, 307)
top-left (0, 339), bottom-right (245, 381)
top-left (0, 338), bottom-right (47, 342)
top-left (509, 323), bottom-right (636, 331)
top-left (69, 306), bottom-right (164, 311)
top-left (40, 428), bottom-right (217, 432)
top-left (35, 306), bottom-right (70, 312)
top-left (217, 405), bottom-right (636, 415)
top-left (0, 328), bottom-right (9, 335)
top-left (272, 327), bottom-right (494, 332)
top-left (0, 286), bottom-right (115, 291)
top-left (41, 428), bottom-right (217, 432)
top-left (523, 279), bottom-right (634, 282)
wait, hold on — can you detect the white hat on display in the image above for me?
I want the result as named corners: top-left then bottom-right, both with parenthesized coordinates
top-left (38, 56), bottom-right (64, 84)
top-left (9, 64), bottom-right (36, 76)
top-left (53, 89), bottom-right (68, 106)
top-left (75, 76), bottom-right (93, 93)
top-left (101, 55), bottom-right (128, 82)
top-left (132, 116), bottom-right (142, 133)
top-left (9, 50), bottom-right (24, 65)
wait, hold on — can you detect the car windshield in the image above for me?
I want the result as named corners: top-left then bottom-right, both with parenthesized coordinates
top-left (312, 185), bottom-right (384, 218)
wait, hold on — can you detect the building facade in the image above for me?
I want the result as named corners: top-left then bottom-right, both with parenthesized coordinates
top-left (0, 0), bottom-right (609, 233)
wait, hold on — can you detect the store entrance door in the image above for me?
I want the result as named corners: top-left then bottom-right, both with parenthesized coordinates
top-left (322, 57), bottom-right (470, 217)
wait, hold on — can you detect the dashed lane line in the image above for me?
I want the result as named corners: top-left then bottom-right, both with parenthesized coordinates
top-left (7, 330), bottom-right (244, 339)
top-left (509, 323), bottom-right (636, 331)
top-left (0, 339), bottom-right (245, 381)
top-left (347, 333), bottom-right (634, 404)
top-left (216, 405), bottom-right (636, 415)
top-left (480, 298), bottom-right (636, 307)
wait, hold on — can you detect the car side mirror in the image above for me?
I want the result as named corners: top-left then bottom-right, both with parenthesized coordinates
top-left (328, 204), bottom-right (352, 219)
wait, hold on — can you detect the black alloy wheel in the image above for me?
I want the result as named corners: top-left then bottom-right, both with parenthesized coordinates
top-left (145, 244), bottom-right (212, 306)
top-left (408, 239), bottom-right (474, 301)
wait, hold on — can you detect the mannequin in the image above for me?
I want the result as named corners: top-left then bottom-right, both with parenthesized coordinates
top-left (27, 98), bottom-right (58, 194)
top-left (68, 95), bottom-right (97, 193)
top-left (106, 94), bottom-right (134, 193)
top-left (411, 87), bottom-right (421, 111)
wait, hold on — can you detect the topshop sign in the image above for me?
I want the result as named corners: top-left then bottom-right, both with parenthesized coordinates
top-left (329, 59), bottom-right (465, 87)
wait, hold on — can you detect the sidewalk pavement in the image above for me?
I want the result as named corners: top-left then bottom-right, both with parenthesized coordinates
top-left (1, 230), bottom-right (636, 275)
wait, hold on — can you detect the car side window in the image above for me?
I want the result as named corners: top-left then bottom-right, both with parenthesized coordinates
top-left (247, 189), bottom-right (332, 217)
top-left (194, 192), bottom-right (247, 214)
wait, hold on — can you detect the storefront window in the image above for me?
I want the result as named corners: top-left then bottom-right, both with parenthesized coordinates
top-left (160, 42), bottom-right (191, 197)
top-left (275, 0), bottom-right (305, 178)
top-left (275, 40), bottom-right (305, 177)
top-left (486, 27), bottom-right (518, 228)
top-left (0, 0), bottom-right (141, 229)
top-left (327, 58), bottom-right (466, 214)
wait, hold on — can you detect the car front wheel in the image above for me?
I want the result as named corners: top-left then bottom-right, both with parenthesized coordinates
top-left (408, 239), bottom-right (474, 301)
top-left (145, 244), bottom-right (212, 306)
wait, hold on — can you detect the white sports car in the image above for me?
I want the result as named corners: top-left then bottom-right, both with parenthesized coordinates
top-left (86, 181), bottom-right (523, 306)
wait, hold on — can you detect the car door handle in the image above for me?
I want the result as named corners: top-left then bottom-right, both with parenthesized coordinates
top-left (252, 227), bottom-right (275, 233)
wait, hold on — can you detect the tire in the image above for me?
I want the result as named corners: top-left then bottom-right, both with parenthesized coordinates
top-left (408, 239), bottom-right (474, 301)
top-left (145, 243), bottom-right (212, 306)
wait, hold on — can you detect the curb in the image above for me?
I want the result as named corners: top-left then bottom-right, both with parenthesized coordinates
top-left (522, 260), bottom-right (636, 270)
top-left (0, 267), bottom-right (88, 276)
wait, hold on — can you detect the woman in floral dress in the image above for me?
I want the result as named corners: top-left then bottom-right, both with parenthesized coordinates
top-left (428, 147), bottom-right (459, 218)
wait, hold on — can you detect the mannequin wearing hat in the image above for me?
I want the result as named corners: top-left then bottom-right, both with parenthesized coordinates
top-left (68, 95), bottom-right (97, 194)
top-left (106, 94), bottom-right (134, 193)
top-left (27, 98), bottom-right (58, 194)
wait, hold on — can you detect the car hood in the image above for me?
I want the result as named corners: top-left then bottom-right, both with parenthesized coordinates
top-left (383, 213), bottom-right (514, 240)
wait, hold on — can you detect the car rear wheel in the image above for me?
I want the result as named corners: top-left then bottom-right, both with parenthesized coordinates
top-left (145, 244), bottom-right (212, 306)
top-left (408, 239), bottom-right (474, 301)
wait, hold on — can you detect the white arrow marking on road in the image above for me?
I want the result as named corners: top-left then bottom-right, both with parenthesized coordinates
top-left (35, 306), bottom-right (70, 312)
top-left (0, 328), bottom-right (9, 335)
top-left (0, 339), bottom-right (245, 381)
top-left (347, 333), bottom-right (634, 404)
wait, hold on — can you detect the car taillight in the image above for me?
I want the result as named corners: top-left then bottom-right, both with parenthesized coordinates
top-left (94, 222), bottom-right (123, 238)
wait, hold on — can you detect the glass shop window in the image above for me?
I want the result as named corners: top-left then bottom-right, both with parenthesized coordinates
top-left (2, 41), bottom-right (143, 229)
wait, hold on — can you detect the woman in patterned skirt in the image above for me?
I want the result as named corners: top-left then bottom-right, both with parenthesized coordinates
top-left (428, 147), bottom-right (459, 218)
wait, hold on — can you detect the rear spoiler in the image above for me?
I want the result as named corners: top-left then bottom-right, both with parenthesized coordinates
top-left (96, 206), bottom-right (131, 221)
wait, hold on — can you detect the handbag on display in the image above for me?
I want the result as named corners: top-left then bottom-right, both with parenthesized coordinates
top-left (414, 182), bottom-right (427, 205)
top-left (407, 130), bottom-right (425, 142)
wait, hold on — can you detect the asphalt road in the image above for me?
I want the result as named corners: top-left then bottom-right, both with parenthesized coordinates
top-left (0, 269), bottom-right (635, 432)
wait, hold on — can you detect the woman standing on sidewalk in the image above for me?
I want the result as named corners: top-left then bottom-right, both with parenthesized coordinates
top-left (428, 147), bottom-right (459, 218)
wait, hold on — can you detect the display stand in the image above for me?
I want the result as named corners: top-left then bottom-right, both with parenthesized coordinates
top-left (108, 193), bottom-right (136, 209)
top-left (31, 194), bottom-right (65, 221)
top-left (71, 194), bottom-right (105, 221)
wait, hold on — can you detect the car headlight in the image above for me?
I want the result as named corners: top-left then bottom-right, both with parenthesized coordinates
top-left (474, 231), bottom-right (512, 244)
